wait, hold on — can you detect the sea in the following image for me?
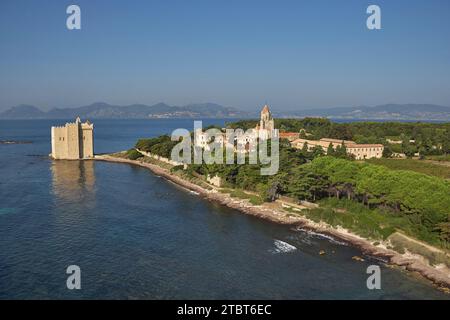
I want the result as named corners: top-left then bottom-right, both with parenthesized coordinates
top-left (0, 119), bottom-right (448, 299)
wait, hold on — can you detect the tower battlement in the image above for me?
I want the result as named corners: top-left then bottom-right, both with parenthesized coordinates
top-left (51, 117), bottom-right (94, 160)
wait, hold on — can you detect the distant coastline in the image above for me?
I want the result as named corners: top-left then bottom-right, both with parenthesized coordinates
top-left (94, 152), bottom-right (450, 292)
top-left (2, 103), bottom-right (450, 121)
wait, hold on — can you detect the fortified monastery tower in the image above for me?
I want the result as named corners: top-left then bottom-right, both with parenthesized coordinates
top-left (51, 117), bottom-right (94, 160)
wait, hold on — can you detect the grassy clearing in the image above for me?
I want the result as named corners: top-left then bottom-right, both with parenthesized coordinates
top-left (169, 166), bottom-right (213, 190)
top-left (219, 188), bottom-right (264, 205)
top-left (110, 150), bottom-right (130, 158)
top-left (111, 149), bottom-right (144, 161)
top-left (388, 233), bottom-right (450, 267)
top-left (426, 154), bottom-right (450, 162)
top-left (304, 198), bottom-right (398, 240)
top-left (125, 149), bottom-right (143, 160)
top-left (141, 155), bottom-right (173, 170)
top-left (366, 158), bottom-right (450, 179)
top-left (298, 198), bottom-right (449, 250)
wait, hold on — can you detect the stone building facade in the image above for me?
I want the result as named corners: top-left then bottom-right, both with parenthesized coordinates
top-left (195, 105), bottom-right (278, 152)
top-left (291, 137), bottom-right (384, 159)
top-left (256, 104), bottom-right (276, 139)
top-left (51, 117), bottom-right (94, 160)
top-left (195, 104), bottom-right (278, 152)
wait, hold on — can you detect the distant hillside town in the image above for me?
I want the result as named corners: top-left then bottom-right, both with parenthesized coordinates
top-left (2, 102), bottom-right (450, 121)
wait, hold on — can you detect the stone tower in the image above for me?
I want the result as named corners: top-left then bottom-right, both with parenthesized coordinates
top-left (258, 104), bottom-right (275, 139)
top-left (51, 117), bottom-right (94, 160)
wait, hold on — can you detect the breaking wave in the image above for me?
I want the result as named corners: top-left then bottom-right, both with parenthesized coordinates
top-left (271, 239), bottom-right (297, 254)
top-left (301, 229), bottom-right (348, 246)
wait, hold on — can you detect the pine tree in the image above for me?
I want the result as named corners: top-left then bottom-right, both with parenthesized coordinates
top-left (301, 142), bottom-right (309, 154)
top-left (327, 142), bottom-right (334, 156)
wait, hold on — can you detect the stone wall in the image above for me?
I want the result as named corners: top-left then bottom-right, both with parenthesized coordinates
top-left (51, 126), bottom-right (69, 159)
top-left (66, 123), bottom-right (81, 159)
top-left (81, 126), bottom-right (94, 158)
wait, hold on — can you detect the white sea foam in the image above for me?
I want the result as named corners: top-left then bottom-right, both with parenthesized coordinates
top-left (301, 229), bottom-right (348, 246)
top-left (272, 239), bottom-right (297, 253)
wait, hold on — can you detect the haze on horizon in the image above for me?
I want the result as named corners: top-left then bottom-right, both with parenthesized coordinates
top-left (1, 0), bottom-right (450, 112)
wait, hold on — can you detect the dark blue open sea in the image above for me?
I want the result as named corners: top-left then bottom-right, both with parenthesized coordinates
top-left (0, 119), bottom-right (448, 299)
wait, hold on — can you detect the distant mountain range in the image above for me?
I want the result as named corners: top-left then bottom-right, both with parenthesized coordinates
top-left (1, 102), bottom-right (449, 121)
top-left (0, 102), bottom-right (249, 119)
top-left (277, 104), bottom-right (450, 121)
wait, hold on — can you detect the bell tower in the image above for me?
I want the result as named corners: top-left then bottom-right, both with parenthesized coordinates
top-left (259, 104), bottom-right (274, 138)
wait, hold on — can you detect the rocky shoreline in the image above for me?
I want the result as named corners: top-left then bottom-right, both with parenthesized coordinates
top-left (94, 154), bottom-right (450, 291)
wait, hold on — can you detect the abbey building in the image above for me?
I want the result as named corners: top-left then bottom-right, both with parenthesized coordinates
top-left (194, 104), bottom-right (278, 152)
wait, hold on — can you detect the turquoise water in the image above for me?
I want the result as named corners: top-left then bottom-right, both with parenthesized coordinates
top-left (0, 119), bottom-right (448, 299)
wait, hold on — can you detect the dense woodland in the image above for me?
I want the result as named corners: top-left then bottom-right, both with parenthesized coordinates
top-left (135, 118), bottom-right (450, 248)
top-left (134, 119), bottom-right (450, 248)
top-left (136, 135), bottom-right (178, 158)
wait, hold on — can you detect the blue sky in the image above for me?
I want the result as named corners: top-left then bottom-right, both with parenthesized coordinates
top-left (0, 0), bottom-right (449, 112)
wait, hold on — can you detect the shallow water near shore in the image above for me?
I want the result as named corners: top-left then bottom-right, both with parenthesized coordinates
top-left (0, 119), bottom-right (449, 299)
